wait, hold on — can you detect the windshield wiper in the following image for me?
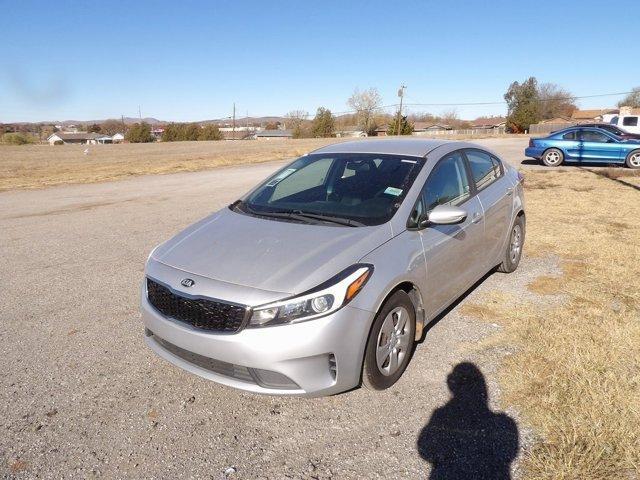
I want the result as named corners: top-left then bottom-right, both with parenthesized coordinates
top-left (237, 202), bottom-right (324, 225)
top-left (292, 210), bottom-right (365, 227)
top-left (235, 202), bottom-right (364, 227)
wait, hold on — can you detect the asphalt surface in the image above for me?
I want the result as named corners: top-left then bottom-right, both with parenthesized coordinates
top-left (1, 137), bottom-right (552, 479)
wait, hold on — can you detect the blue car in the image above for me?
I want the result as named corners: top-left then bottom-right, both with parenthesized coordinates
top-left (525, 126), bottom-right (640, 168)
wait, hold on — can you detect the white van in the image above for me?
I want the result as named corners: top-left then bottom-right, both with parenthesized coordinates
top-left (609, 115), bottom-right (640, 134)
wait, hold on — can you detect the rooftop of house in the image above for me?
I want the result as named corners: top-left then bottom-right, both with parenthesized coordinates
top-left (571, 109), bottom-right (619, 120)
top-left (49, 132), bottom-right (102, 140)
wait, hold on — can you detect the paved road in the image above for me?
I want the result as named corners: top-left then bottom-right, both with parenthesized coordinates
top-left (1, 137), bottom-right (547, 479)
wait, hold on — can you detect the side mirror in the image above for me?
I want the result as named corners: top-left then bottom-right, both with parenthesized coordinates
top-left (427, 205), bottom-right (467, 225)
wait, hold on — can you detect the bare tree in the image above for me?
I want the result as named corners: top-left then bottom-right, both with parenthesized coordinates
top-left (617, 87), bottom-right (640, 108)
top-left (285, 110), bottom-right (309, 138)
top-left (538, 83), bottom-right (576, 120)
top-left (347, 87), bottom-right (382, 136)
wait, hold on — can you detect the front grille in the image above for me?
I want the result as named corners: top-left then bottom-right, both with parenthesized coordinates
top-left (146, 278), bottom-right (249, 333)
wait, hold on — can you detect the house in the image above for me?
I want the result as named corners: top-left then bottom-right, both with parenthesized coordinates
top-left (47, 132), bottom-right (103, 145)
top-left (251, 130), bottom-right (293, 140)
top-left (151, 128), bottom-right (164, 140)
top-left (335, 126), bottom-right (366, 138)
top-left (471, 117), bottom-right (507, 130)
top-left (374, 125), bottom-right (389, 136)
top-left (95, 134), bottom-right (113, 144)
top-left (112, 133), bottom-right (125, 143)
top-left (570, 109), bottom-right (619, 123)
top-left (221, 130), bottom-right (254, 140)
top-left (619, 106), bottom-right (640, 116)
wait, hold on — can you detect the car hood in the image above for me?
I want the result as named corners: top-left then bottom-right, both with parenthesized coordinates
top-left (152, 208), bottom-right (393, 296)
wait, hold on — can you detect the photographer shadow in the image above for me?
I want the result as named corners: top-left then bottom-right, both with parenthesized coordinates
top-left (417, 362), bottom-right (519, 480)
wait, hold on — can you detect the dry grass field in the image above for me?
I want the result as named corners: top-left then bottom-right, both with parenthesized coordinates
top-left (462, 168), bottom-right (640, 479)
top-left (0, 139), bottom-right (340, 191)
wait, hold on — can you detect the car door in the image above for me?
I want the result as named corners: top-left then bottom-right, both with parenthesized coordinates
top-left (578, 129), bottom-right (622, 163)
top-left (418, 150), bottom-right (486, 319)
top-left (559, 130), bottom-right (581, 160)
top-left (464, 149), bottom-right (513, 270)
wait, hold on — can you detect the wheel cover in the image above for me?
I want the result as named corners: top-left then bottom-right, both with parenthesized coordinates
top-left (630, 153), bottom-right (640, 167)
top-left (510, 224), bottom-right (523, 263)
top-left (375, 306), bottom-right (411, 376)
top-left (546, 150), bottom-right (560, 165)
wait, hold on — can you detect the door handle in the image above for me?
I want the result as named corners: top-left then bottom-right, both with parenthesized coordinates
top-left (472, 212), bottom-right (483, 224)
top-left (506, 187), bottom-right (513, 196)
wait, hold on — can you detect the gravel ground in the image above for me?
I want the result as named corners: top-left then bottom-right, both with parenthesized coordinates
top-left (1, 138), bottom-right (557, 478)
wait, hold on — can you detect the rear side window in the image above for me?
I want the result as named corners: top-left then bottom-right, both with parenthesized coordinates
top-left (422, 152), bottom-right (470, 212)
top-left (580, 130), bottom-right (610, 142)
top-left (562, 131), bottom-right (576, 140)
top-left (623, 116), bottom-right (638, 127)
top-left (465, 149), bottom-right (500, 191)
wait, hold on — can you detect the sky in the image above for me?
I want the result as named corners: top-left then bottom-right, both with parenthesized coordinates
top-left (2, 0), bottom-right (639, 123)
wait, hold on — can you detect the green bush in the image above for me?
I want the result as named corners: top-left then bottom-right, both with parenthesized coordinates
top-left (1, 132), bottom-right (36, 145)
top-left (125, 122), bottom-right (154, 143)
top-left (53, 140), bottom-right (64, 146)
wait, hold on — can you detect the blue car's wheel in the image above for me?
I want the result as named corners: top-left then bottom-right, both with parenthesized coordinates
top-left (542, 148), bottom-right (563, 167)
top-left (626, 150), bottom-right (640, 169)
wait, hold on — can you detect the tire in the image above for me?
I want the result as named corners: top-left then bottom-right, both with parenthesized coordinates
top-left (541, 148), bottom-right (564, 167)
top-left (497, 215), bottom-right (525, 273)
top-left (625, 149), bottom-right (640, 169)
top-left (362, 290), bottom-right (416, 390)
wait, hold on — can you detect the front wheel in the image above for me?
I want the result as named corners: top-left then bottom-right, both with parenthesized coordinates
top-left (626, 150), bottom-right (640, 169)
top-left (542, 148), bottom-right (564, 167)
top-left (362, 290), bottom-right (416, 390)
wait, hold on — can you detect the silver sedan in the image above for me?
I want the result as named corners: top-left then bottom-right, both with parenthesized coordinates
top-left (141, 139), bottom-right (525, 396)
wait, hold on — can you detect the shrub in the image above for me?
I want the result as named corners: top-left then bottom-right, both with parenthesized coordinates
top-left (1, 132), bottom-right (36, 145)
top-left (53, 140), bottom-right (64, 146)
top-left (125, 122), bottom-right (154, 143)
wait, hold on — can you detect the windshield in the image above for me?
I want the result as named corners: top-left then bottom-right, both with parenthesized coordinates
top-left (238, 153), bottom-right (424, 226)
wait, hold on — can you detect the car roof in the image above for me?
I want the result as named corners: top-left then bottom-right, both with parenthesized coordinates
top-left (309, 138), bottom-right (456, 157)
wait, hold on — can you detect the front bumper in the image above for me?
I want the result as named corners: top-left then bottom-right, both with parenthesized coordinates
top-left (140, 281), bottom-right (374, 397)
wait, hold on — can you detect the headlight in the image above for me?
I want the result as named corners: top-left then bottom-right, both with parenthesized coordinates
top-left (249, 264), bottom-right (373, 327)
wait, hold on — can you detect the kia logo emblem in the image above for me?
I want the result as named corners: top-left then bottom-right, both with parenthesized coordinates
top-left (181, 278), bottom-right (195, 288)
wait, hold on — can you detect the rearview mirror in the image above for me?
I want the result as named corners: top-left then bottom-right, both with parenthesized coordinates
top-left (426, 205), bottom-right (467, 225)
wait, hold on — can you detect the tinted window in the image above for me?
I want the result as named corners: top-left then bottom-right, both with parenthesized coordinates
top-left (422, 152), bottom-right (470, 212)
top-left (271, 158), bottom-right (332, 201)
top-left (244, 153), bottom-right (423, 226)
top-left (562, 131), bottom-right (576, 140)
top-left (623, 116), bottom-right (638, 127)
top-left (581, 130), bottom-right (610, 142)
top-left (466, 149), bottom-right (500, 190)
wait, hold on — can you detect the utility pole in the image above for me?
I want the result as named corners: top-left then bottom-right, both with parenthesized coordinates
top-left (395, 85), bottom-right (406, 135)
top-left (232, 103), bottom-right (236, 138)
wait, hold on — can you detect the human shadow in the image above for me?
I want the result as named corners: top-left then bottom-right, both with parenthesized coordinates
top-left (417, 362), bottom-right (519, 480)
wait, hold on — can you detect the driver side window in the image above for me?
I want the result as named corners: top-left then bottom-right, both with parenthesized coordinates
top-left (422, 152), bottom-right (470, 212)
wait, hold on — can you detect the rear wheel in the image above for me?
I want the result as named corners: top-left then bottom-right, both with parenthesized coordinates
top-left (362, 290), bottom-right (416, 390)
top-left (497, 215), bottom-right (525, 273)
top-left (542, 148), bottom-right (563, 167)
top-left (626, 150), bottom-right (640, 169)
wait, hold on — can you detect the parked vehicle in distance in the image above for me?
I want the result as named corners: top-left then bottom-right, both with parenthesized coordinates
top-left (140, 139), bottom-right (526, 396)
top-left (577, 123), bottom-right (640, 140)
top-left (525, 127), bottom-right (640, 168)
top-left (609, 115), bottom-right (640, 135)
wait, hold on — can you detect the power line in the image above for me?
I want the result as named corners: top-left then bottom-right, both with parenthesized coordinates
top-left (286, 90), bottom-right (635, 118)
top-left (401, 91), bottom-right (635, 107)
